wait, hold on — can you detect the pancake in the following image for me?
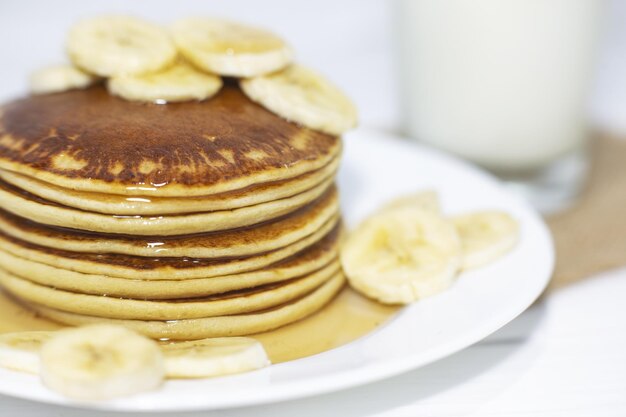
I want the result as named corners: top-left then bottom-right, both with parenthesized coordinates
top-left (0, 235), bottom-right (339, 299)
top-left (0, 187), bottom-right (338, 258)
top-left (0, 261), bottom-right (339, 320)
top-left (0, 176), bottom-right (332, 235)
top-left (0, 156), bottom-right (339, 215)
top-left (0, 219), bottom-right (340, 280)
top-left (31, 272), bottom-right (346, 339)
top-left (0, 84), bottom-right (340, 197)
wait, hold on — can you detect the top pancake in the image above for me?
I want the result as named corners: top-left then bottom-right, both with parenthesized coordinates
top-left (0, 83), bottom-right (340, 197)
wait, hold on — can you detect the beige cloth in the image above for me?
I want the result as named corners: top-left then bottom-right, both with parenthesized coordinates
top-left (547, 135), bottom-right (626, 290)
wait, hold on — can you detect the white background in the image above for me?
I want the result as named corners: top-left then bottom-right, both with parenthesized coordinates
top-left (1, 0), bottom-right (625, 134)
top-left (1, 1), bottom-right (626, 415)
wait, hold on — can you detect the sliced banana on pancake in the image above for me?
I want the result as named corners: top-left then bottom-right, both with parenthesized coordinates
top-left (161, 337), bottom-right (269, 379)
top-left (171, 18), bottom-right (292, 77)
top-left (108, 62), bottom-right (223, 103)
top-left (382, 190), bottom-right (441, 214)
top-left (67, 16), bottom-right (176, 76)
top-left (40, 325), bottom-right (164, 400)
top-left (241, 65), bottom-right (357, 135)
top-left (29, 65), bottom-right (98, 95)
top-left (0, 331), bottom-right (55, 374)
top-left (341, 206), bottom-right (461, 304)
top-left (453, 211), bottom-right (519, 270)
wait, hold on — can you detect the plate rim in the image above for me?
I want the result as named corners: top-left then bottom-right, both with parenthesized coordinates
top-left (0, 128), bottom-right (555, 412)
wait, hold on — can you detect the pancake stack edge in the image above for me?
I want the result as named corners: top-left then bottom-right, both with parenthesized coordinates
top-left (0, 86), bottom-right (346, 340)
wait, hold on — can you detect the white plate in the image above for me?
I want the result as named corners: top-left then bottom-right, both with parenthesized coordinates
top-left (0, 129), bottom-right (554, 411)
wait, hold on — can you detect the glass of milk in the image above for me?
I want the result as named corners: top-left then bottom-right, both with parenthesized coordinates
top-left (395, 0), bottom-right (603, 212)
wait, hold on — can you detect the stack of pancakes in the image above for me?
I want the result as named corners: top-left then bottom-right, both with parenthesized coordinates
top-left (0, 84), bottom-right (345, 340)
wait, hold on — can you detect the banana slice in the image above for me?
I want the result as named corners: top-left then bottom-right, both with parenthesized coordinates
top-left (108, 62), bottom-right (223, 103)
top-left (67, 16), bottom-right (176, 76)
top-left (341, 207), bottom-right (461, 304)
top-left (40, 325), bottom-right (164, 400)
top-left (161, 337), bottom-right (270, 379)
top-left (382, 190), bottom-right (441, 214)
top-left (29, 65), bottom-right (98, 95)
top-left (171, 18), bottom-right (292, 77)
top-left (241, 65), bottom-right (357, 135)
top-left (453, 211), bottom-right (519, 270)
top-left (0, 331), bottom-right (55, 374)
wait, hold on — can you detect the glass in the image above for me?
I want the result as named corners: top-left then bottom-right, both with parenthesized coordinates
top-left (395, 0), bottom-right (603, 212)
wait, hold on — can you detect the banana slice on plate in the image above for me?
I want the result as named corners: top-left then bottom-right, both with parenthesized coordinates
top-left (161, 337), bottom-right (270, 379)
top-left (40, 325), bottom-right (164, 400)
top-left (0, 331), bottom-right (55, 374)
top-left (29, 65), bottom-right (98, 95)
top-left (382, 190), bottom-right (441, 214)
top-left (341, 206), bottom-right (462, 304)
top-left (241, 65), bottom-right (357, 135)
top-left (67, 16), bottom-right (176, 76)
top-left (171, 18), bottom-right (292, 77)
top-left (108, 62), bottom-right (223, 103)
top-left (453, 211), bottom-right (519, 270)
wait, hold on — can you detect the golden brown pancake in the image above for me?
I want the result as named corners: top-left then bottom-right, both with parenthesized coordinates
top-left (0, 261), bottom-right (339, 320)
top-left (31, 272), bottom-right (346, 340)
top-left (0, 176), bottom-right (332, 235)
top-left (0, 220), bottom-right (340, 280)
top-left (0, 187), bottom-right (338, 258)
top-left (0, 156), bottom-right (339, 215)
top-left (0, 234), bottom-right (340, 299)
top-left (0, 84), bottom-right (340, 197)
top-left (0, 76), bottom-right (347, 340)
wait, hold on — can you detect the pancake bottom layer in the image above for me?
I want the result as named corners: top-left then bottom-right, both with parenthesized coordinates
top-left (31, 273), bottom-right (346, 340)
top-left (0, 261), bottom-right (340, 320)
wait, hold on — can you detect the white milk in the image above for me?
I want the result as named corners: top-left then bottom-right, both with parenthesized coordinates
top-left (396, 0), bottom-right (602, 173)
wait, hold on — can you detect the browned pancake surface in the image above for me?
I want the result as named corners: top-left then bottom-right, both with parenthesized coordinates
top-left (0, 84), bottom-right (338, 192)
top-left (0, 223), bottom-right (340, 271)
top-left (0, 186), bottom-right (337, 252)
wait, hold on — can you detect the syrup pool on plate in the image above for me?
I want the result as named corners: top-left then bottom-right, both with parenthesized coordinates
top-left (0, 287), bottom-right (399, 364)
